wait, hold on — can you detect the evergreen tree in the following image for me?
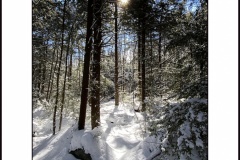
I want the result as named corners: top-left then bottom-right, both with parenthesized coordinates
top-left (91, 0), bottom-right (103, 129)
top-left (78, 0), bottom-right (94, 130)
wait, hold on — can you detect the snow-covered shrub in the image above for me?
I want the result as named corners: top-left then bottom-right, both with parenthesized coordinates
top-left (149, 98), bottom-right (208, 160)
top-left (100, 75), bottom-right (114, 98)
top-left (91, 126), bottom-right (103, 138)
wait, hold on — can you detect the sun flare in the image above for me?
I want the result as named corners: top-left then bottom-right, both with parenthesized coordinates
top-left (120, 0), bottom-right (128, 5)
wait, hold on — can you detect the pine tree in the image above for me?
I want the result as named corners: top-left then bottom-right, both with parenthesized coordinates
top-left (53, 0), bottom-right (67, 135)
top-left (114, 1), bottom-right (119, 106)
top-left (91, 0), bottom-right (102, 129)
top-left (78, 0), bottom-right (94, 130)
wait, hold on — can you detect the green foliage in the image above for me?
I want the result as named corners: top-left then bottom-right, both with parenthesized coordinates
top-left (100, 75), bottom-right (114, 98)
top-left (149, 98), bottom-right (208, 159)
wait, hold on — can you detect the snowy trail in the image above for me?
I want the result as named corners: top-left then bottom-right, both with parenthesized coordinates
top-left (33, 100), bottom-right (155, 160)
top-left (95, 100), bottom-right (146, 160)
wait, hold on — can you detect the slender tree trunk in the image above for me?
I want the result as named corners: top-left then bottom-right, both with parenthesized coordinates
top-left (53, 0), bottom-right (66, 135)
top-left (149, 32), bottom-right (153, 97)
top-left (141, 15), bottom-right (146, 112)
top-left (137, 22), bottom-right (142, 99)
top-left (114, 2), bottom-right (119, 106)
top-left (46, 46), bottom-right (56, 102)
top-left (150, 32), bottom-right (153, 78)
top-left (41, 66), bottom-right (46, 95)
top-left (48, 49), bottom-right (59, 101)
top-left (122, 57), bottom-right (125, 92)
top-left (68, 46), bottom-right (73, 88)
top-left (58, 49), bottom-right (69, 131)
top-left (122, 29), bottom-right (125, 93)
top-left (69, 50), bottom-right (73, 78)
top-left (91, 0), bottom-right (102, 130)
top-left (41, 45), bottom-right (47, 95)
top-left (38, 63), bottom-right (42, 91)
top-left (39, 34), bottom-right (45, 95)
top-left (158, 31), bottom-right (162, 98)
top-left (132, 48), bottom-right (135, 102)
top-left (78, 0), bottom-right (94, 130)
top-left (158, 32), bottom-right (162, 68)
top-left (59, 22), bottom-right (75, 131)
top-left (78, 47), bottom-right (82, 91)
top-left (41, 38), bottom-right (49, 95)
top-left (158, 8), bottom-right (163, 83)
top-left (89, 54), bottom-right (93, 107)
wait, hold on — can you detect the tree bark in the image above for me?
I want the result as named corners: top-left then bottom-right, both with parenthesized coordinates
top-left (78, 0), bottom-right (94, 130)
top-left (59, 22), bottom-right (75, 131)
top-left (91, 0), bottom-right (102, 130)
top-left (158, 31), bottom-right (162, 98)
top-left (68, 45), bottom-right (73, 89)
top-left (48, 49), bottom-right (59, 101)
top-left (137, 21), bottom-right (142, 99)
top-left (53, 0), bottom-right (66, 135)
top-left (122, 29), bottom-right (125, 93)
top-left (40, 45), bottom-right (47, 95)
top-left (158, 31), bottom-right (162, 68)
top-left (141, 14), bottom-right (146, 112)
top-left (114, 2), bottom-right (119, 106)
top-left (46, 45), bottom-right (56, 102)
top-left (37, 63), bottom-right (42, 91)
top-left (41, 37), bottom-right (49, 96)
top-left (150, 32), bottom-right (153, 78)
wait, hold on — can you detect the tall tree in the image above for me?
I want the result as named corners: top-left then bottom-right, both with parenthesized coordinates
top-left (141, 7), bottom-right (146, 111)
top-left (78, 0), bottom-right (94, 130)
top-left (137, 22), bottom-right (142, 100)
top-left (46, 42), bottom-right (56, 102)
top-left (59, 21), bottom-right (75, 131)
top-left (48, 49), bottom-right (59, 102)
top-left (123, 0), bottom-right (153, 111)
top-left (91, 0), bottom-right (102, 129)
top-left (53, 0), bottom-right (67, 135)
top-left (114, 1), bottom-right (119, 106)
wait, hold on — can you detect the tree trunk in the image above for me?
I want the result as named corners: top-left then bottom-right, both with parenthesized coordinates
top-left (137, 22), bottom-right (142, 99)
top-left (46, 46), bottom-right (56, 102)
top-left (150, 32), bottom-right (153, 78)
top-left (78, 47), bottom-right (82, 93)
top-left (68, 46), bottom-right (73, 88)
top-left (41, 55), bottom-right (46, 95)
top-left (48, 49), bottom-right (59, 101)
top-left (78, 0), bottom-right (94, 130)
top-left (122, 29), bottom-right (125, 93)
top-left (141, 15), bottom-right (146, 112)
top-left (59, 22), bottom-right (75, 131)
top-left (158, 31), bottom-right (162, 98)
top-left (91, 0), bottom-right (102, 130)
top-left (158, 31), bottom-right (162, 67)
top-left (114, 2), bottom-right (119, 106)
top-left (40, 40), bottom-right (47, 95)
top-left (53, 0), bottom-right (66, 135)
top-left (37, 63), bottom-right (42, 91)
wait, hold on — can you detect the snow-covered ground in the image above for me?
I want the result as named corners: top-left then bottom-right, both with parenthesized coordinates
top-left (33, 100), bottom-right (161, 160)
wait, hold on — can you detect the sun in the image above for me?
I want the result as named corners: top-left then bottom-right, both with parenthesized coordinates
top-left (120, 0), bottom-right (128, 5)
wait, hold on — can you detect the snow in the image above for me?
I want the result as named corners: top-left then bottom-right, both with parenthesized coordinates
top-left (197, 112), bottom-right (204, 122)
top-left (179, 121), bottom-right (191, 138)
top-left (33, 100), bottom-right (160, 160)
top-left (196, 138), bottom-right (204, 148)
top-left (186, 98), bottom-right (208, 104)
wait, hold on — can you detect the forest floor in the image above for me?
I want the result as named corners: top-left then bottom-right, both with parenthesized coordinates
top-left (33, 98), bottom-right (161, 160)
